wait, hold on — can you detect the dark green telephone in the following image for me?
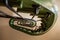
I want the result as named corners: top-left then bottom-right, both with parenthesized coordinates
top-left (0, 0), bottom-right (57, 35)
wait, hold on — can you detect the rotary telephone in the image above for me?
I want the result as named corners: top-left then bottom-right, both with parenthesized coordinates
top-left (0, 0), bottom-right (57, 35)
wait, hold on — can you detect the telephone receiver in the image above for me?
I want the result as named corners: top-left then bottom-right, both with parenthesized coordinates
top-left (0, 0), bottom-right (57, 35)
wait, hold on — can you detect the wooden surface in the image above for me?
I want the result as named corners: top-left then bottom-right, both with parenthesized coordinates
top-left (0, 0), bottom-right (60, 40)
